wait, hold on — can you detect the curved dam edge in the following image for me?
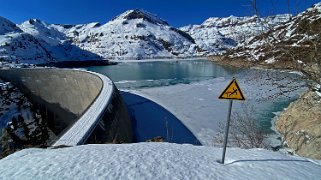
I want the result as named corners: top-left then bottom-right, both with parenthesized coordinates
top-left (53, 70), bottom-right (114, 146)
top-left (0, 68), bottom-right (133, 146)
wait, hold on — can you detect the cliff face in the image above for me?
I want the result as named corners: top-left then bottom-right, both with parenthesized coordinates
top-left (276, 90), bottom-right (321, 159)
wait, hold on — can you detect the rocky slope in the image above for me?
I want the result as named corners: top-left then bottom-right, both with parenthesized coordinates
top-left (0, 80), bottom-right (55, 158)
top-left (276, 90), bottom-right (321, 159)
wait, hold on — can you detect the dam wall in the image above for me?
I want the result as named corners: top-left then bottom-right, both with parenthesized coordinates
top-left (0, 68), bottom-right (132, 146)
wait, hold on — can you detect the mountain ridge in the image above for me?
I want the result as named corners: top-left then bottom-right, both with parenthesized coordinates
top-left (222, 2), bottom-right (321, 84)
top-left (0, 6), bottom-right (316, 64)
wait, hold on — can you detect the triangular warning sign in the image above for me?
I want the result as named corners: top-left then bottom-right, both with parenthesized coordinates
top-left (219, 78), bottom-right (245, 101)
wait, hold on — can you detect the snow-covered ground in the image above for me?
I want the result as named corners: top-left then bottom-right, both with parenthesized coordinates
top-left (0, 143), bottom-right (320, 179)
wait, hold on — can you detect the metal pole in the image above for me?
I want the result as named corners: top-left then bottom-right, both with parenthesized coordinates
top-left (221, 100), bottom-right (233, 164)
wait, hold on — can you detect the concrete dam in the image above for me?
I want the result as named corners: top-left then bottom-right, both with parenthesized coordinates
top-left (0, 68), bottom-right (133, 146)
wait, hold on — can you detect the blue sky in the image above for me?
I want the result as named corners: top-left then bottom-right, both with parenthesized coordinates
top-left (1, 0), bottom-right (320, 27)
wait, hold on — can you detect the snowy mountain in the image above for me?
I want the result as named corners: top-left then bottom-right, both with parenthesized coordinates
top-left (60, 9), bottom-right (199, 59)
top-left (180, 25), bottom-right (236, 55)
top-left (0, 17), bottom-right (53, 64)
top-left (180, 14), bottom-right (291, 54)
top-left (0, 143), bottom-right (320, 179)
top-left (0, 17), bottom-right (22, 35)
top-left (0, 9), bottom-right (203, 63)
top-left (18, 19), bottom-right (101, 62)
top-left (19, 19), bottom-right (67, 46)
top-left (0, 8), bottom-right (311, 64)
top-left (203, 15), bottom-right (291, 43)
top-left (0, 17), bottom-right (100, 64)
top-left (224, 2), bottom-right (321, 72)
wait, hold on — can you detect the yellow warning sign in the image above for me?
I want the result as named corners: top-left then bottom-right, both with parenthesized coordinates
top-left (218, 78), bottom-right (245, 101)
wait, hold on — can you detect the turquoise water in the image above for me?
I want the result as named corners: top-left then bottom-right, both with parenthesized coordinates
top-left (256, 97), bottom-right (298, 133)
top-left (86, 59), bottom-right (239, 89)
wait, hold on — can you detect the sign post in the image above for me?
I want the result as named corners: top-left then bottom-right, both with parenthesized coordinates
top-left (218, 77), bottom-right (245, 164)
top-left (221, 100), bottom-right (233, 164)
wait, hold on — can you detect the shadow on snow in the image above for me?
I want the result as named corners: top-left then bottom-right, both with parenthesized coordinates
top-left (121, 91), bottom-right (201, 145)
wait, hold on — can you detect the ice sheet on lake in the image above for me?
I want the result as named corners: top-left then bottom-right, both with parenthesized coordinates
top-left (126, 71), bottom-right (305, 146)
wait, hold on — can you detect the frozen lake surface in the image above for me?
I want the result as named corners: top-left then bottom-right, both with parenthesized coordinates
top-left (87, 59), bottom-right (305, 145)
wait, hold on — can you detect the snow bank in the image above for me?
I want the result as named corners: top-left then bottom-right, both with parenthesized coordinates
top-left (0, 143), bottom-right (320, 179)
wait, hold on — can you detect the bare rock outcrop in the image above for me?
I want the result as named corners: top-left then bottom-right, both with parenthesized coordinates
top-left (276, 90), bottom-right (321, 159)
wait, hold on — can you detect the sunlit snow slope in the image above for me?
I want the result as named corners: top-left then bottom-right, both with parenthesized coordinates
top-left (0, 143), bottom-right (320, 179)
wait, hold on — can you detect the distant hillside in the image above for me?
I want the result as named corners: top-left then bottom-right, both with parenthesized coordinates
top-left (222, 3), bottom-right (321, 83)
top-left (0, 17), bottom-right (53, 64)
top-left (0, 17), bottom-right (22, 35)
top-left (17, 18), bottom-right (100, 62)
top-left (180, 14), bottom-right (291, 55)
top-left (0, 17), bottom-right (100, 64)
